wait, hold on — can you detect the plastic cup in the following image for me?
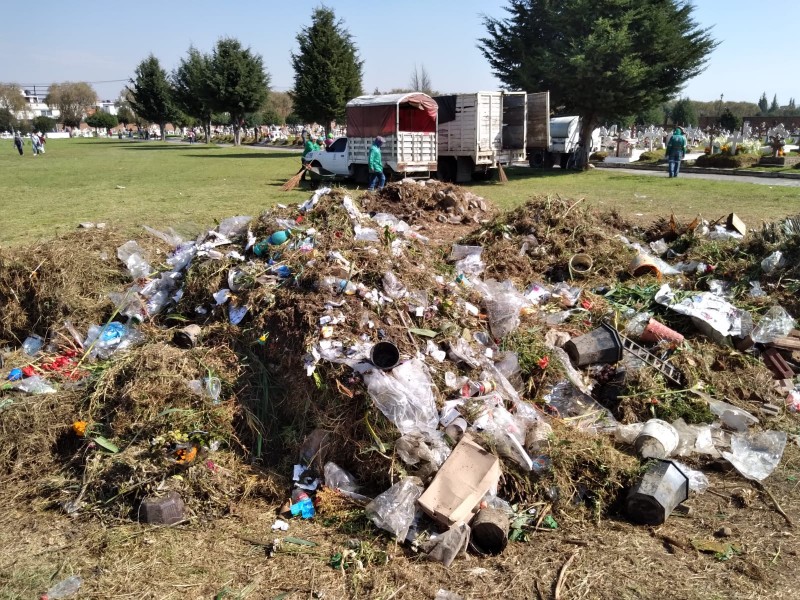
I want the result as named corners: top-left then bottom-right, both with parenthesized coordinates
top-left (370, 341), bottom-right (400, 370)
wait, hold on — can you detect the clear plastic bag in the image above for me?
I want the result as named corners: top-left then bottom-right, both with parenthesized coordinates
top-left (359, 359), bottom-right (439, 435)
top-left (395, 432), bottom-right (451, 471)
top-left (751, 305), bottom-right (795, 344)
top-left (117, 241), bottom-right (151, 279)
top-left (472, 279), bottom-right (528, 339)
top-left (423, 522), bottom-right (470, 568)
top-left (381, 271), bottom-right (407, 299)
top-left (217, 216), bottom-right (252, 238)
top-left (761, 250), bottom-right (786, 274)
top-left (44, 575), bottom-right (83, 599)
top-left (365, 477), bottom-right (424, 540)
top-left (12, 375), bottom-right (56, 394)
top-left (21, 334), bottom-right (44, 356)
top-left (722, 430), bottom-right (787, 481)
top-left (144, 225), bottom-right (184, 248)
top-left (323, 462), bottom-right (360, 493)
top-left (472, 396), bottom-right (533, 470)
top-left (669, 460), bottom-right (709, 493)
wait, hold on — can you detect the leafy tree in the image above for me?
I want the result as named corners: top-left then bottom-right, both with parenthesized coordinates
top-left (670, 97), bottom-right (697, 126)
top-left (206, 38), bottom-right (270, 145)
top-left (718, 108), bottom-right (741, 132)
top-left (635, 103), bottom-right (667, 127)
top-left (172, 46), bottom-right (214, 143)
top-left (409, 64), bottom-right (436, 95)
top-left (0, 83), bottom-right (26, 116)
top-left (85, 111), bottom-right (119, 130)
top-left (758, 92), bottom-right (768, 114)
top-left (769, 94), bottom-right (779, 113)
top-left (116, 105), bottom-right (135, 125)
top-left (264, 91), bottom-right (294, 125)
top-left (128, 55), bottom-right (178, 140)
top-left (480, 0), bottom-right (717, 167)
top-left (32, 115), bottom-right (57, 132)
top-left (291, 6), bottom-right (363, 134)
top-left (0, 108), bottom-right (17, 132)
top-left (45, 82), bottom-right (97, 127)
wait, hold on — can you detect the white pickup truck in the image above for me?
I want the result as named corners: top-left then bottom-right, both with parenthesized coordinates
top-left (305, 93), bottom-right (439, 184)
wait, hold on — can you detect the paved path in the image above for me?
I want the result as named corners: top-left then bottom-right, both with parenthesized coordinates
top-left (605, 167), bottom-right (800, 187)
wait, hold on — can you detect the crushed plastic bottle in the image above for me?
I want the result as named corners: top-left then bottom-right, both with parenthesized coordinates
top-left (22, 334), bottom-right (45, 356)
top-left (43, 575), bottom-right (83, 599)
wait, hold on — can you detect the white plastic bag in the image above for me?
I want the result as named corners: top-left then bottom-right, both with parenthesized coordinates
top-left (117, 241), bottom-right (151, 279)
top-left (751, 306), bottom-right (795, 344)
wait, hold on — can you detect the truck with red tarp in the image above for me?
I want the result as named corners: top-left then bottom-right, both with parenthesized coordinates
top-left (305, 93), bottom-right (438, 184)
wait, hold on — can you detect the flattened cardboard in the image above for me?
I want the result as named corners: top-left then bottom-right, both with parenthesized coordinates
top-left (417, 434), bottom-right (501, 527)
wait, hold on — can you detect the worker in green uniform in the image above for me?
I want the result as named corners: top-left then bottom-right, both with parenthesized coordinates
top-left (368, 136), bottom-right (385, 190)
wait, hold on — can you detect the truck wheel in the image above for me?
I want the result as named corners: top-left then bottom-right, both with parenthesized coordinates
top-left (544, 153), bottom-right (555, 169)
top-left (437, 158), bottom-right (456, 182)
top-left (529, 152), bottom-right (545, 168)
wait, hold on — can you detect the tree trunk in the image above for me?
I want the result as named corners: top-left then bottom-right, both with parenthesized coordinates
top-left (577, 116), bottom-right (596, 170)
top-left (159, 122), bottom-right (166, 141)
top-left (233, 119), bottom-right (241, 146)
top-left (205, 118), bottom-right (211, 144)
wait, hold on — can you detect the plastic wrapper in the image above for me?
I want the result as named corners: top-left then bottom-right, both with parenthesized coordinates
top-left (707, 398), bottom-right (758, 432)
top-left (624, 312), bottom-right (652, 339)
top-left (434, 591), bottom-right (464, 600)
top-left (381, 271), bottom-right (407, 299)
top-left (649, 239), bottom-right (669, 255)
top-left (217, 216), bottom-right (252, 238)
top-left (749, 281), bottom-right (766, 298)
top-left (671, 419), bottom-right (722, 458)
top-left (12, 375), bottom-right (56, 394)
top-left (472, 395), bottom-right (533, 470)
top-left (722, 430), bottom-right (787, 481)
top-left (786, 390), bottom-right (800, 413)
top-left (655, 284), bottom-right (751, 343)
top-left (21, 334), bottom-right (44, 356)
top-left (551, 282), bottom-right (582, 307)
top-left (615, 423), bottom-right (645, 445)
top-left (365, 477), bottom-right (424, 540)
top-left (524, 282), bottom-right (551, 305)
top-left (544, 380), bottom-right (617, 432)
top-left (706, 225), bottom-right (743, 241)
top-left (395, 432), bottom-right (451, 473)
top-left (353, 224), bottom-right (379, 242)
top-left (472, 279), bottom-right (529, 339)
top-left (751, 305), bottom-right (795, 344)
top-left (761, 250), bottom-right (786, 274)
top-left (84, 322), bottom-right (144, 359)
top-left (298, 186), bottom-right (332, 213)
top-left (323, 462), bottom-right (360, 493)
top-left (359, 359), bottom-right (439, 435)
top-left (670, 460), bottom-right (709, 493)
top-left (423, 522), bottom-right (470, 568)
top-left (187, 376), bottom-right (221, 403)
top-left (117, 240), bottom-right (152, 279)
top-left (143, 225), bottom-right (183, 247)
top-left (167, 243), bottom-right (197, 271)
top-left (494, 351), bottom-right (522, 389)
top-left (108, 291), bottom-right (147, 322)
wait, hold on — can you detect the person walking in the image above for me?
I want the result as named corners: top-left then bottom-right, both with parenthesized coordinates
top-left (13, 132), bottom-right (23, 155)
top-left (29, 132), bottom-right (42, 157)
top-left (37, 132), bottom-right (45, 154)
top-left (368, 136), bottom-right (386, 190)
top-left (665, 127), bottom-right (687, 178)
top-left (298, 131), bottom-right (318, 183)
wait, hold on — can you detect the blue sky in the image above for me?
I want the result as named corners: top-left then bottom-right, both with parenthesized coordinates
top-left (2, 0), bottom-right (797, 106)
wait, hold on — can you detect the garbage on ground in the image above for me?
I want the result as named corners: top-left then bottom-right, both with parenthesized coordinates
top-left (626, 460), bottom-right (689, 525)
top-left (418, 434), bottom-right (501, 527)
top-left (722, 430), bottom-right (788, 481)
top-left (43, 575), bottom-right (83, 599)
top-left (3, 185), bottom-right (800, 574)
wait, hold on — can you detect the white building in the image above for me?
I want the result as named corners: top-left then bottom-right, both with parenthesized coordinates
top-left (16, 87), bottom-right (61, 120)
top-left (96, 99), bottom-right (118, 116)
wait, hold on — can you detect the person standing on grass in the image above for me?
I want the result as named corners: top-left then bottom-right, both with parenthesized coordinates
top-left (13, 132), bottom-right (23, 155)
top-left (666, 126), bottom-right (687, 178)
top-left (37, 132), bottom-right (45, 154)
top-left (29, 132), bottom-right (42, 157)
top-left (368, 136), bottom-right (385, 191)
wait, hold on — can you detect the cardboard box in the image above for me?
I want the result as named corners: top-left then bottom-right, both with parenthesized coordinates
top-left (726, 213), bottom-right (746, 237)
top-left (417, 434), bottom-right (501, 527)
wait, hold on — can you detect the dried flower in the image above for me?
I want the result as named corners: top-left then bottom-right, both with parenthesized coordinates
top-left (537, 356), bottom-right (550, 370)
top-left (72, 420), bottom-right (88, 437)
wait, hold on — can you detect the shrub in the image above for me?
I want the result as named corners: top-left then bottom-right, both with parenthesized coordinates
top-left (638, 149), bottom-right (665, 162)
top-left (694, 153), bottom-right (760, 168)
top-left (589, 151), bottom-right (608, 161)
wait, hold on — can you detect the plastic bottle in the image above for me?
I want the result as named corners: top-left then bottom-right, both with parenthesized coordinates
top-left (320, 276), bottom-right (356, 295)
top-left (43, 575), bottom-right (83, 599)
top-left (460, 379), bottom-right (496, 398)
top-left (22, 334), bottom-right (45, 356)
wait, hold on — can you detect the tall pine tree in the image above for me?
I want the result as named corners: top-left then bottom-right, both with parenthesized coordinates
top-left (758, 92), bottom-right (768, 114)
top-left (207, 38), bottom-right (270, 146)
top-left (769, 94), bottom-right (779, 113)
top-left (291, 7), bottom-right (363, 133)
top-left (128, 56), bottom-right (177, 140)
top-left (480, 0), bottom-right (717, 167)
top-left (173, 47), bottom-right (214, 143)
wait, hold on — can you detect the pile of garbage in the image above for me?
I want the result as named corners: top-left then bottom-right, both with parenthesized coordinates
top-left (2, 181), bottom-right (799, 568)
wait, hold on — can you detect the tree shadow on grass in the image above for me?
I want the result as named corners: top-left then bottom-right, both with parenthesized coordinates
top-left (119, 145), bottom-right (222, 151)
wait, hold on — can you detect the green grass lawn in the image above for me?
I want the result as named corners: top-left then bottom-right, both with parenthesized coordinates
top-left (2, 138), bottom-right (800, 247)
